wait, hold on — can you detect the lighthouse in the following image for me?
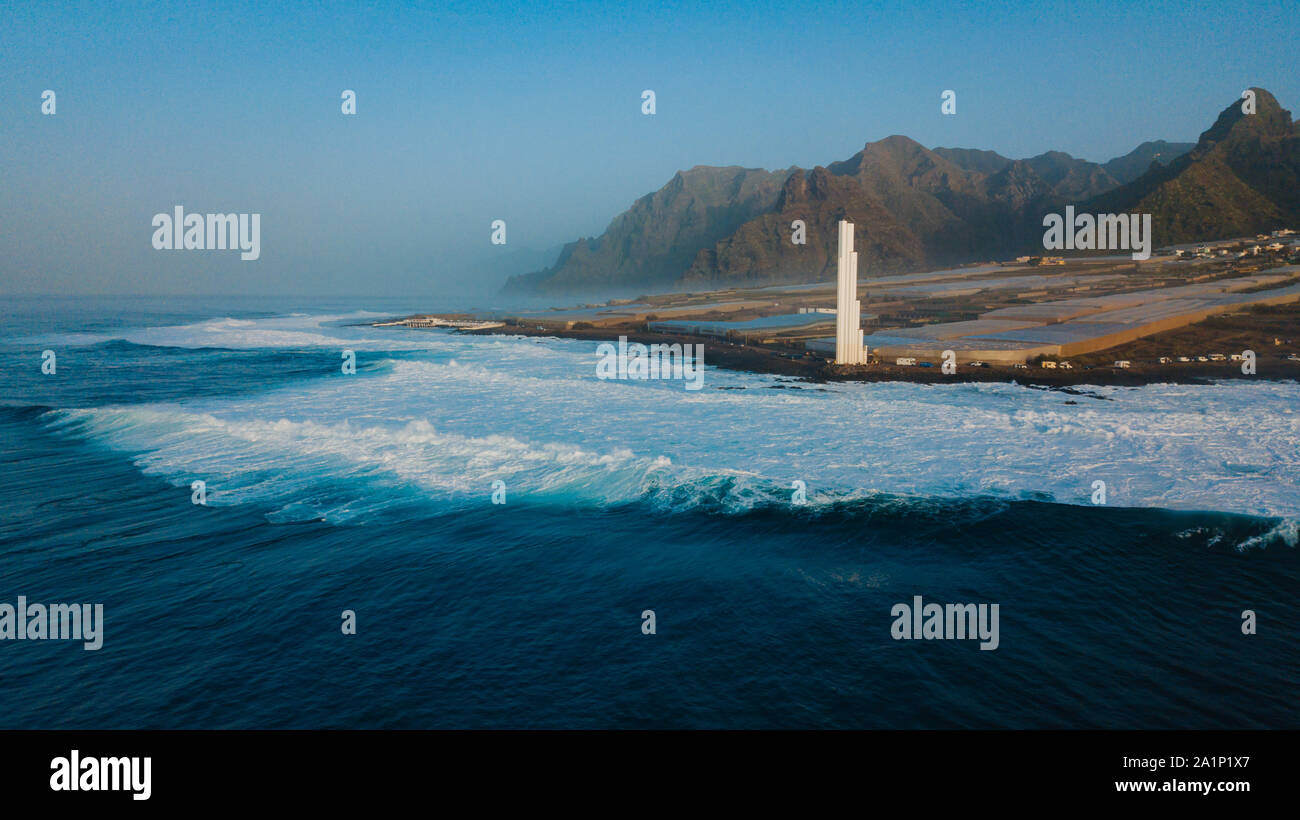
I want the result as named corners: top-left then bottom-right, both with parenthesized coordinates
top-left (835, 220), bottom-right (865, 365)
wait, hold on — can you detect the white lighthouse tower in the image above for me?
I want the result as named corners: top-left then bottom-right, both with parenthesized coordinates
top-left (835, 220), bottom-right (865, 365)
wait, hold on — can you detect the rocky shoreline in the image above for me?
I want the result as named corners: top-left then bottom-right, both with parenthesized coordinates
top-left (447, 322), bottom-right (1300, 387)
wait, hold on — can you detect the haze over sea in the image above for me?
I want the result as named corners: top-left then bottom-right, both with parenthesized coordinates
top-left (1, 296), bottom-right (1296, 728)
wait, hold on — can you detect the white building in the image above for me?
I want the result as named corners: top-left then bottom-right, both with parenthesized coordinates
top-left (835, 220), bottom-right (865, 364)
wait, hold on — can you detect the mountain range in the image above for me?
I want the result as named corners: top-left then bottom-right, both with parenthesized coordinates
top-left (503, 88), bottom-right (1298, 296)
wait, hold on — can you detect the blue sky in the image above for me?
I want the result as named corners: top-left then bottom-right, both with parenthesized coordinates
top-left (2, 0), bottom-right (1296, 299)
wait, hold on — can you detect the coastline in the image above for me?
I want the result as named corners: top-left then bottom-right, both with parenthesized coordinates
top-left (376, 254), bottom-right (1300, 389)
top-left (378, 319), bottom-right (1300, 388)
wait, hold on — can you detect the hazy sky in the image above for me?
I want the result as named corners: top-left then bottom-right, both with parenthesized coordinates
top-left (2, 0), bottom-right (1296, 299)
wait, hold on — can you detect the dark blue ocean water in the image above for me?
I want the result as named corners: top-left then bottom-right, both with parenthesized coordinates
top-left (1, 296), bottom-right (1296, 728)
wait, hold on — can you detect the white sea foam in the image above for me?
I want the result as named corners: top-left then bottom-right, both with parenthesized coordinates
top-left (37, 313), bottom-right (1300, 523)
top-left (1235, 518), bottom-right (1300, 552)
top-left (18, 311), bottom-right (439, 350)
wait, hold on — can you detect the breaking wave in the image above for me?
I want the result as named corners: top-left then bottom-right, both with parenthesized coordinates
top-left (12, 311), bottom-right (439, 351)
top-left (33, 328), bottom-right (1300, 530)
top-left (1235, 517), bottom-right (1300, 552)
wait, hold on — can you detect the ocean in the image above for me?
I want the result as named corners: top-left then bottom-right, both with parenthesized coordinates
top-left (1, 295), bottom-right (1296, 728)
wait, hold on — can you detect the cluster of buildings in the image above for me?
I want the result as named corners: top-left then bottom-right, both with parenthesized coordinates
top-left (1169, 229), bottom-right (1300, 261)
